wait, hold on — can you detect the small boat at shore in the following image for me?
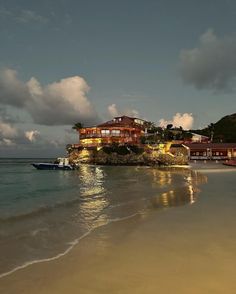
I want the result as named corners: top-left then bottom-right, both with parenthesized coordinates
top-left (32, 157), bottom-right (75, 170)
top-left (223, 160), bottom-right (236, 167)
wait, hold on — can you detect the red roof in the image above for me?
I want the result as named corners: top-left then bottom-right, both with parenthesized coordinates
top-left (185, 143), bottom-right (236, 149)
top-left (97, 116), bottom-right (146, 129)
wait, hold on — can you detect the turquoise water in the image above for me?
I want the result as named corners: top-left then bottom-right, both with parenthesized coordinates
top-left (0, 159), bottom-right (208, 277)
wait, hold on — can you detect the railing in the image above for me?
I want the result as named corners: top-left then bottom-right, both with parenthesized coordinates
top-left (80, 134), bottom-right (138, 139)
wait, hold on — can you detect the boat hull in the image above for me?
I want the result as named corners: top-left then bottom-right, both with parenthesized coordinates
top-left (32, 163), bottom-right (74, 170)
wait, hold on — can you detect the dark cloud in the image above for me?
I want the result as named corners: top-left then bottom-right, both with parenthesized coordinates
top-left (0, 68), bottom-right (100, 126)
top-left (180, 29), bottom-right (236, 92)
top-left (0, 69), bottom-right (30, 107)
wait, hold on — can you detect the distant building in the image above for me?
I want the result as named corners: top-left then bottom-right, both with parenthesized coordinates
top-left (185, 143), bottom-right (236, 160)
top-left (189, 133), bottom-right (210, 143)
top-left (75, 116), bottom-right (148, 148)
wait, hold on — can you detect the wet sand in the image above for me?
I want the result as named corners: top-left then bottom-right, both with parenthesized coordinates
top-left (1, 166), bottom-right (236, 294)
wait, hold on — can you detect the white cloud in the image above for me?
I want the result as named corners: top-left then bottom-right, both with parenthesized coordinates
top-left (0, 8), bottom-right (48, 24)
top-left (0, 68), bottom-right (99, 126)
top-left (124, 108), bottom-right (139, 118)
top-left (159, 113), bottom-right (194, 130)
top-left (16, 9), bottom-right (48, 24)
top-left (0, 120), bottom-right (18, 138)
top-left (0, 138), bottom-right (15, 146)
top-left (25, 130), bottom-right (40, 142)
top-left (107, 104), bottom-right (140, 118)
top-left (180, 29), bottom-right (236, 91)
top-left (107, 104), bottom-right (119, 117)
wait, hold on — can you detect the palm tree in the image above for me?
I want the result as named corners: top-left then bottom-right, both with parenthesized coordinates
top-left (72, 122), bottom-right (83, 130)
top-left (208, 123), bottom-right (214, 142)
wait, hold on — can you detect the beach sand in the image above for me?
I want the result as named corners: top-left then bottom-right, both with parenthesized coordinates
top-left (1, 168), bottom-right (236, 294)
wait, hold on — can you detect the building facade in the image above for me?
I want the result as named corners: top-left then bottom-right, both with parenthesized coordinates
top-left (76, 116), bottom-right (148, 148)
top-left (185, 143), bottom-right (236, 160)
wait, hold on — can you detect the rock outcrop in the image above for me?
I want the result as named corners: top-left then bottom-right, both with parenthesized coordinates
top-left (68, 146), bottom-right (188, 166)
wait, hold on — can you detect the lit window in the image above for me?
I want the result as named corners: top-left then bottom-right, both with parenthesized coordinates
top-left (101, 130), bottom-right (110, 136)
top-left (111, 130), bottom-right (120, 136)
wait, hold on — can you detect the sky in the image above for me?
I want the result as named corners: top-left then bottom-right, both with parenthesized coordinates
top-left (0, 0), bottom-right (236, 157)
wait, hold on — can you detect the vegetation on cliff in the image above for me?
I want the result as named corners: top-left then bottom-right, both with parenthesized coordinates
top-left (191, 113), bottom-right (236, 143)
top-left (68, 145), bottom-right (188, 166)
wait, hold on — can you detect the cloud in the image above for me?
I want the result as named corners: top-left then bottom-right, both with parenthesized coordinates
top-left (0, 138), bottom-right (15, 146)
top-left (107, 104), bottom-right (119, 117)
top-left (0, 120), bottom-right (18, 138)
top-left (107, 104), bottom-right (140, 118)
top-left (25, 130), bottom-right (40, 142)
top-left (0, 118), bottom-right (18, 146)
top-left (159, 113), bottom-right (194, 130)
top-left (0, 7), bottom-right (48, 24)
top-left (0, 113), bottom-right (41, 145)
top-left (180, 29), bottom-right (236, 91)
top-left (0, 69), bottom-right (30, 107)
top-left (0, 112), bottom-right (77, 156)
top-left (16, 9), bottom-right (48, 24)
top-left (0, 68), bottom-right (99, 126)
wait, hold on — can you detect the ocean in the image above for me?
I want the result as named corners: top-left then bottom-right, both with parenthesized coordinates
top-left (0, 158), bottom-right (236, 289)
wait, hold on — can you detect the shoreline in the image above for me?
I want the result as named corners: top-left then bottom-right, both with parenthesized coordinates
top-left (1, 164), bottom-right (236, 293)
top-left (0, 163), bottom-right (233, 279)
top-left (0, 210), bottom-right (142, 280)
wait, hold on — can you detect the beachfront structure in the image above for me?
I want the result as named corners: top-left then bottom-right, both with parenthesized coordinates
top-left (76, 116), bottom-right (148, 148)
top-left (189, 133), bottom-right (210, 143)
top-left (185, 143), bottom-right (236, 160)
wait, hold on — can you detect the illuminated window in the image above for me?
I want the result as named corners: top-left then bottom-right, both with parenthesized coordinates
top-left (134, 119), bottom-right (144, 125)
top-left (111, 130), bottom-right (120, 136)
top-left (101, 130), bottom-right (110, 136)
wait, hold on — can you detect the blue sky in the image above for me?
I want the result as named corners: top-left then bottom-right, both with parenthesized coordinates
top-left (0, 0), bottom-right (236, 156)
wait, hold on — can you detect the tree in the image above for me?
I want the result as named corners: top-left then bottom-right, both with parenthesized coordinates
top-left (166, 124), bottom-right (173, 130)
top-left (72, 122), bottom-right (83, 130)
top-left (208, 123), bottom-right (214, 142)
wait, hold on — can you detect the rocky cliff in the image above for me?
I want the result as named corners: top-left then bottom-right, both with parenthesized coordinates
top-left (68, 147), bottom-right (188, 166)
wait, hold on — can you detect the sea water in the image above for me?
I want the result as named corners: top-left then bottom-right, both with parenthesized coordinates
top-left (0, 158), bottom-right (231, 278)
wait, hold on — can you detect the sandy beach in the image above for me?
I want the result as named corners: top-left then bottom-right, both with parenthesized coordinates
top-left (1, 165), bottom-right (236, 294)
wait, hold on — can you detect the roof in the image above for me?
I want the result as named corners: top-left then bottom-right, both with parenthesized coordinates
top-left (97, 115), bottom-right (147, 129)
top-left (185, 143), bottom-right (236, 149)
top-left (170, 144), bottom-right (184, 147)
top-left (191, 133), bottom-right (209, 138)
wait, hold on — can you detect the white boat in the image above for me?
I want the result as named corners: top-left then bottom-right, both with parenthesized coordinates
top-left (32, 157), bottom-right (75, 170)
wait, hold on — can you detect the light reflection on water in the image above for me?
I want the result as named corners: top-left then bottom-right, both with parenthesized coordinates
top-left (0, 163), bottom-right (208, 277)
top-left (148, 168), bottom-right (207, 209)
top-left (77, 165), bottom-right (109, 228)
top-left (76, 166), bottom-right (208, 224)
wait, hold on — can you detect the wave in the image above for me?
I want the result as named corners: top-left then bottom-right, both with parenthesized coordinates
top-left (0, 188), bottom-right (142, 224)
top-left (0, 197), bottom-right (83, 223)
top-left (0, 210), bottom-right (141, 279)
